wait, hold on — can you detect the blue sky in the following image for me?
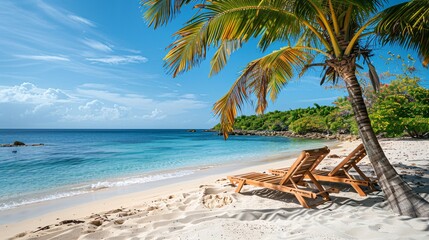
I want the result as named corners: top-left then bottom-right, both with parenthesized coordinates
top-left (0, 0), bottom-right (426, 129)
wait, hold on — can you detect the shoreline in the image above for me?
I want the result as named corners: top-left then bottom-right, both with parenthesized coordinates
top-left (0, 130), bottom-right (334, 217)
top-left (2, 139), bottom-right (428, 239)
top-left (0, 150), bottom-right (323, 239)
top-left (222, 129), bottom-right (360, 141)
top-left (0, 140), bottom-right (338, 225)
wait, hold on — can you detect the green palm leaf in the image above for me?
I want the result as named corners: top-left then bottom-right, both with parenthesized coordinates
top-left (164, 19), bottom-right (209, 77)
top-left (213, 46), bottom-right (311, 138)
top-left (142, 0), bottom-right (198, 28)
top-left (376, 0), bottom-right (429, 66)
top-left (164, 0), bottom-right (312, 76)
top-left (210, 40), bottom-right (242, 76)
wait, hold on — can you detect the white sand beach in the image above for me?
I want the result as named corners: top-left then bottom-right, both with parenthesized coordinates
top-left (1, 139), bottom-right (428, 240)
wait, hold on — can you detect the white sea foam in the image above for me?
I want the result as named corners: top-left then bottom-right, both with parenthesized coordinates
top-left (0, 170), bottom-right (195, 211)
top-left (0, 190), bottom-right (88, 211)
top-left (89, 170), bottom-right (195, 190)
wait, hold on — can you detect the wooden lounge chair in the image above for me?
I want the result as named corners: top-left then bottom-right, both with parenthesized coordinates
top-left (269, 143), bottom-right (377, 196)
top-left (228, 146), bottom-right (338, 208)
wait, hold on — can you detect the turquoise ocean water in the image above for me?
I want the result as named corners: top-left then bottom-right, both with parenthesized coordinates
top-left (0, 129), bottom-right (330, 211)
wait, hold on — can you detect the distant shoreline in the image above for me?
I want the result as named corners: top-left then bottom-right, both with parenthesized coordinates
top-left (210, 129), bottom-right (359, 141)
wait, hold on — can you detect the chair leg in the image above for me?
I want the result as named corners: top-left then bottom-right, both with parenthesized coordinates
top-left (235, 179), bottom-right (245, 193)
top-left (352, 164), bottom-right (371, 182)
top-left (368, 180), bottom-right (379, 191)
top-left (350, 183), bottom-right (367, 196)
top-left (229, 179), bottom-right (235, 186)
top-left (295, 193), bottom-right (310, 208)
top-left (307, 172), bottom-right (330, 200)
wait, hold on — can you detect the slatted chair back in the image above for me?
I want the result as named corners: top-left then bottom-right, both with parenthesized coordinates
top-left (328, 144), bottom-right (367, 177)
top-left (279, 146), bottom-right (330, 186)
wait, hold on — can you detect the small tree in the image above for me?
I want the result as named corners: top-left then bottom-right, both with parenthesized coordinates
top-left (370, 77), bottom-right (429, 138)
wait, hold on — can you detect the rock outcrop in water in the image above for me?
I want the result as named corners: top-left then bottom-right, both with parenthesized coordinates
top-left (0, 141), bottom-right (44, 147)
top-left (13, 141), bottom-right (25, 146)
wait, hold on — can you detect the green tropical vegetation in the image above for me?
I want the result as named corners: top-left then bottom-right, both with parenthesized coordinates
top-left (212, 102), bottom-right (356, 135)
top-left (212, 76), bottom-right (429, 138)
top-left (371, 78), bottom-right (429, 138)
top-left (142, 0), bottom-right (429, 217)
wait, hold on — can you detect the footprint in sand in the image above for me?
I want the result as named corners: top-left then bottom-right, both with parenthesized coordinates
top-left (114, 219), bottom-right (125, 225)
top-left (202, 194), bottom-right (233, 209)
top-left (13, 232), bottom-right (27, 238)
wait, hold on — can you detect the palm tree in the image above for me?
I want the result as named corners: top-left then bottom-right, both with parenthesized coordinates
top-left (142, 0), bottom-right (429, 217)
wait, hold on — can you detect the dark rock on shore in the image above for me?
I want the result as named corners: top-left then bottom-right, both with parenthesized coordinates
top-left (1, 141), bottom-right (45, 147)
top-left (217, 130), bottom-right (359, 141)
top-left (13, 141), bottom-right (25, 146)
top-left (31, 143), bottom-right (45, 146)
top-left (59, 220), bottom-right (85, 225)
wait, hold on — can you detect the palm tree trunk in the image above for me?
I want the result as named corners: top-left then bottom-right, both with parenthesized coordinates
top-left (329, 56), bottom-right (429, 217)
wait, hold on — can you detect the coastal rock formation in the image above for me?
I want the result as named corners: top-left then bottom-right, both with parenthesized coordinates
top-left (216, 130), bottom-right (359, 141)
top-left (13, 141), bottom-right (25, 146)
top-left (0, 141), bottom-right (44, 147)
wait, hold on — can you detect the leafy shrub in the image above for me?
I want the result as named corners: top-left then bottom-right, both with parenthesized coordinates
top-left (289, 116), bottom-right (328, 134)
top-left (370, 77), bottom-right (429, 138)
top-left (402, 117), bottom-right (429, 138)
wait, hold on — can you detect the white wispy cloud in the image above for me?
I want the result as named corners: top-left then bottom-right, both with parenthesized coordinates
top-left (81, 38), bottom-right (112, 52)
top-left (78, 99), bottom-right (104, 111)
top-left (78, 83), bottom-right (110, 89)
top-left (0, 82), bottom-right (208, 127)
top-left (37, 1), bottom-right (94, 29)
top-left (119, 48), bottom-right (141, 54)
top-left (14, 55), bottom-right (70, 62)
top-left (1, 1), bottom-right (160, 84)
top-left (142, 108), bottom-right (166, 120)
top-left (0, 82), bottom-right (71, 104)
top-left (86, 55), bottom-right (148, 64)
top-left (76, 88), bottom-right (153, 107)
top-left (158, 93), bottom-right (178, 98)
top-left (68, 99), bottom-right (129, 121)
top-left (68, 14), bottom-right (95, 27)
top-left (181, 94), bottom-right (197, 99)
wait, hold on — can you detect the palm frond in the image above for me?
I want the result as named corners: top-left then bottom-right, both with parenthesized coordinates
top-left (337, 0), bottom-right (385, 13)
top-left (210, 40), bottom-right (242, 76)
top-left (213, 46), bottom-right (311, 139)
top-left (164, 0), bottom-right (310, 76)
top-left (142, 0), bottom-right (199, 28)
top-left (336, 0), bottom-right (385, 25)
top-left (361, 50), bottom-right (381, 91)
top-left (299, 57), bottom-right (315, 78)
top-left (367, 62), bottom-right (380, 91)
top-left (320, 66), bottom-right (338, 85)
top-left (375, 0), bottom-right (429, 67)
top-left (204, 0), bottom-right (303, 46)
top-left (164, 19), bottom-right (209, 77)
